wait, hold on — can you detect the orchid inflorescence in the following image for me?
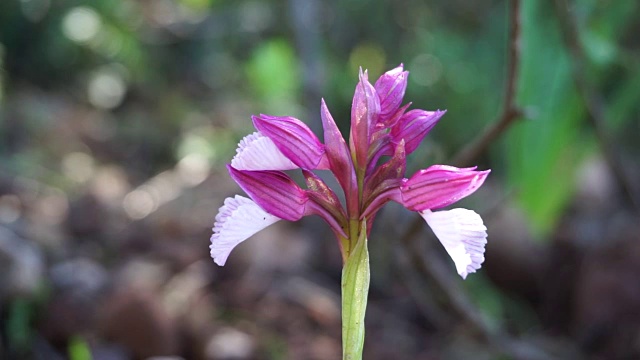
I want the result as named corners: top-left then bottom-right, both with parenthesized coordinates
top-left (210, 64), bottom-right (489, 279)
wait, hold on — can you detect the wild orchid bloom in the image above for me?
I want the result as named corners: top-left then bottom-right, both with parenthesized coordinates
top-left (210, 65), bottom-right (490, 279)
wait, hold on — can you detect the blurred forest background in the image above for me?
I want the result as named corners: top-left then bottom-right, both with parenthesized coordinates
top-left (1, 0), bottom-right (639, 359)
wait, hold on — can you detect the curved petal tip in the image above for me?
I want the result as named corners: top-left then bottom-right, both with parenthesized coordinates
top-left (231, 132), bottom-right (297, 171)
top-left (210, 195), bottom-right (281, 265)
top-left (420, 208), bottom-right (487, 279)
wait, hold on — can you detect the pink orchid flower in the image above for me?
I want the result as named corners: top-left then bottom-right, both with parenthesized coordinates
top-left (210, 65), bottom-right (489, 279)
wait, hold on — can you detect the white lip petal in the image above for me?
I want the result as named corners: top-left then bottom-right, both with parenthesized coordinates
top-left (231, 132), bottom-right (298, 170)
top-left (210, 195), bottom-right (281, 266)
top-left (420, 208), bottom-right (487, 279)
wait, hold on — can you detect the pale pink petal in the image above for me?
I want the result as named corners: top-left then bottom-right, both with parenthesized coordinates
top-left (210, 195), bottom-right (281, 266)
top-left (231, 132), bottom-right (297, 171)
top-left (420, 208), bottom-right (487, 279)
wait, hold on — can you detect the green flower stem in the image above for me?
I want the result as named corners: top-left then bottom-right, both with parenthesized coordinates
top-left (341, 222), bottom-right (370, 360)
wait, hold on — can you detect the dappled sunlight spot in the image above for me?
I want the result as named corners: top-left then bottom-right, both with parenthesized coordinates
top-left (123, 189), bottom-right (157, 220)
top-left (177, 153), bottom-right (210, 187)
top-left (144, 171), bottom-right (181, 205)
top-left (0, 195), bottom-right (22, 223)
top-left (62, 7), bottom-right (102, 44)
top-left (35, 191), bottom-right (69, 225)
top-left (90, 166), bottom-right (130, 205)
top-left (349, 43), bottom-right (386, 77)
top-left (88, 67), bottom-right (127, 109)
top-left (410, 54), bottom-right (443, 87)
top-left (121, 168), bottom-right (196, 220)
top-left (206, 328), bottom-right (255, 360)
top-left (163, 261), bottom-right (209, 317)
top-left (62, 152), bottom-right (95, 183)
top-left (178, 133), bottom-right (213, 158)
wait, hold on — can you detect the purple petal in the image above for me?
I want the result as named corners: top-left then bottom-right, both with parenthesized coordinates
top-left (320, 99), bottom-right (358, 216)
top-left (210, 195), bottom-right (281, 266)
top-left (374, 64), bottom-right (408, 123)
top-left (350, 68), bottom-right (380, 168)
top-left (421, 208), bottom-right (487, 279)
top-left (400, 165), bottom-right (490, 211)
top-left (231, 132), bottom-right (298, 170)
top-left (252, 114), bottom-right (326, 170)
top-left (391, 109), bottom-right (446, 154)
top-left (363, 140), bottom-right (406, 205)
top-left (302, 170), bottom-right (348, 238)
top-left (228, 165), bottom-right (308, 221)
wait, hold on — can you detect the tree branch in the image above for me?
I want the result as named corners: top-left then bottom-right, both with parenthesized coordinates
top-left (452, 0), bottom-right (523, 167)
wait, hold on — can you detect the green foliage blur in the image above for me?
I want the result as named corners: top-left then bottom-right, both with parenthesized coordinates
top-left (1, 0), bottom-right (639, 358)
top-left (2, 0), bottom-right (636, 236)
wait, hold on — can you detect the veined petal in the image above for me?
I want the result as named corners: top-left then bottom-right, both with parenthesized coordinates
top-left (252, 114), bottom-right (326, 170)
top-left (321, 99), bottom-right (358, 216)
top-left (363, 140), bottom-right (406, 205)
top-left (231, 132), bottom-right (297, 171)
top-left (350, 68), bottom-right (380, 168)
top-left (360, 140), bottom-right (407, 219)
top-left (210, 195), bottom-right (281, 266)
top-left (401, 165), bottom-right (490, 211)
top-left (374, 64), bottom-right (408, 122)
top-left (391, 109), bottom-right (445, 154)
top-left (228, 165), bottom-right (308, 221)
top-left (302, 170), bottom-right (348, 238)
top-left (420, 208), bottom-right (487, 279)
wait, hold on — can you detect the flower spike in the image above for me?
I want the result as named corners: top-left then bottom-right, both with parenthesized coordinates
top-left (212, 65), bottom-right (492, 358)
top-left (213, 66), bottom-right (491, 284)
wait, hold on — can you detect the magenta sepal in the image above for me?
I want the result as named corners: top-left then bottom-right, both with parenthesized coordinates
top-left (302, 170), bottom-right (348, 238)
top-left (391, 109), bottom-right (446, 154)
top-left (321, 99), bottom-right (358, 216)
top-left (252, 114), bottom-right (326, 170)
top-left (363, 140), bottom-right (406, 206)
top-left (227, 165), bottom-right (308, 221)
top-left (374, 64), bottom-right (408, 124)
top-left (349, 69), bottom-right (380, 168)
top-left (400, 165), bottom-right (490, 211)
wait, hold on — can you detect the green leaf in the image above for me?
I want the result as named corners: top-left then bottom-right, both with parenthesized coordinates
top-left (68, 336), bottom-right (93, 360)
top-left (504, 0), bottom-right (587, 235)
top-left (6, 299), bottom-right (32, 353)
top-left (245, 39), bottom-right (301, 114)
top-left (341, 222), bottom-right (370, 360)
